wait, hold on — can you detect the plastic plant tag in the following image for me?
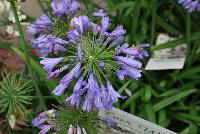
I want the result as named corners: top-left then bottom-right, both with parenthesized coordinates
top-left (98, 107), bottom-right (177, 134)
top-left (145, 33), bottom-right (187, 70)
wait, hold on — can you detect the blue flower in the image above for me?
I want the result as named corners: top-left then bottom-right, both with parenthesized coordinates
top-left (27, 14), bottom-right (52, 36)
top-left (52, 62), bottom-right (81, 96)
top-left (68, 15), bottom-right (90, 42)
top-left (178, 0), bottom-right (200, 12)
top-left (51, 0), bottom-right (79, 17)
top-left (104, 81), bottom-right (126, 110)
top-left (32, 109), bottom-right (55, 127)
top-left (92, 9), bottom-right (107, 17)
top-left (115, 56), bottom-right (142, 69)
top-left (31, 35), bottom-right (68, 56)
top-left (40, 57), bottom-right (65, 73)
top-left (106, 25), bottom-right (126, 37)
top-left (38, 125), bottom-right (51, 134)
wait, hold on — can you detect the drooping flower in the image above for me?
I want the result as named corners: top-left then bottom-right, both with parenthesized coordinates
top-left (51, 0), bottom-right (79, 17)
top-left (38, 125), bottom-right (51, 134)
top-left (92, 9), bottom-right (107, 17)
top-left (31, 35), bottom-right (68, 56)
top-left (52, 62), bottom-right (81, 96)
top-left (103, 81), bottom-right (126, 110)
top-left (32, 109), bottom-right (55, 127)
top-left (27, 14), bottom-right (52, 36)
top-left (40, 57), bottom-right (65, 73)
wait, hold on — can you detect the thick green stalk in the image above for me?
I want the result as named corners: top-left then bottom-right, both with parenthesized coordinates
top-left (9, 1), bottom-right (47, 110)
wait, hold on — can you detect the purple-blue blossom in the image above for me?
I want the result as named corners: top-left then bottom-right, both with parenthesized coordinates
top-left (52, 62), bottom-right (81, 96)
top-left (29, 9), bottom-right (148, 112)
top-left (40, 57), bottom-right (65, 73)
top-left (32, 109), bottom-right (55, 127)
top-left (92, 9), bottom-right (107, 17)
top-left (51, 0), bottom-right (79, 17)
top-left (27, 14), bottom-right (52, 36)
top-left (31, 35), bottom-right (68, 57)
top-left (178, 0), bottom-right (200, 12)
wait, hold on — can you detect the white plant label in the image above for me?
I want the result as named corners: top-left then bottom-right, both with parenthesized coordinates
top-left (145, 33), bottom-right (187, 70)
top-left (98, 108), bottom-right (177, 134)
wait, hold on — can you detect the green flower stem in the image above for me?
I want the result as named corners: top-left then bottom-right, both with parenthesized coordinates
top-left (9, 1), bottom-right (47, 110)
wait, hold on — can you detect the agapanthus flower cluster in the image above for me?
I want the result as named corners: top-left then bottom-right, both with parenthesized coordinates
top-left (178, 0), bottom-right (200, 12)
top-left (32, 106), bottom-right (116, 134)
top-left (27, 0), bottom-right (79, 56)
top-left (32, 108), bottom-right (90, 134)
top-left (28, 0), bottom-right (149, 133)
top-left (28, 0), bottom-right (149, 112)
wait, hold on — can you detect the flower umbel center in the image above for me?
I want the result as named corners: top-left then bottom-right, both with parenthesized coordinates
top-left (78, 35), bottom-right (117, 81)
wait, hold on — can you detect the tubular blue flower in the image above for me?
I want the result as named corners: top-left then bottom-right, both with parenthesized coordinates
top-left (32, 109), bottom-right (55, 127)
top-left (31, 35), bottom-right (68, 56)
top-left (27, 14), bottom-right (52, 36)
top-left (106, 25), bottom-right (126, 37)
top-left (92, 9), bottom-right (107, 17)
top-left (90, 22), bottom-right (101, 34)
top-left (82, 72), bottom-right (103, 111)
top-left (116, 70), bottom-right (126, 80)
top-left (115, 43), bottom-right (129, 55)
top-left (137, 51), bottom-right (149, 59)
top-left (52, 62), bottom-right (81, 96)
top-left (51, 0), bottom-right (79, 17)
top-left (101, 17), bottom-right (110, 34)
top-left (69, 15), bottom-right (90, 41)
top-left (121, 65), bottom-right (142, 80)
top-left (104, 81), bottom-right (125, 110)
top-left (73, 76), bottom-right (84, 93)
top-left (99, 61), bottom-right (105, 68)
top-left (83, 93), bottom-right (92, 111)
top-left (66, 93), bottom-right (81, 108)
top-left (139, 43), bottom-right (150, 48)
top-left (54, 44), bottom-right (67, 54)
top-left (115, 56), bottom-right (142, 69)
top-left (121, 47), bottom-right (139, 56)
top-left (38, 125), bottom-right (51, 134)
top-left (40, 57), bottom-right (65, 73)
top-left (136, 43), bottom-right (150, 59)
top-left (51, 0), bottom-right (67, 17)
top-left (178, 0), bottom-right (200, 12)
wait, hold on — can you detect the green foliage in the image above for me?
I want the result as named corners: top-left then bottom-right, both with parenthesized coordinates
top-left (0, 72), bottom-right (33, 119)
